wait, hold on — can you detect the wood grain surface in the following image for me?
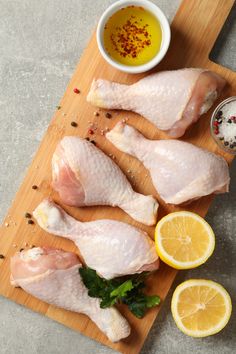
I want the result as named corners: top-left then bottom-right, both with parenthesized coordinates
top-left (0, 0), bottom-right (235, 353)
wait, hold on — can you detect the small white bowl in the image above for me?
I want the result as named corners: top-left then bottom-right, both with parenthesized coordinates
top-left (96, 0), bottom-right (171, 74)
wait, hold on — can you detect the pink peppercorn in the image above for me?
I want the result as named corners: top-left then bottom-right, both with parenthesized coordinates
top-left (73, 88), bottom-right (80, 94)
top-left (88, 129), bottom-right (94, 135)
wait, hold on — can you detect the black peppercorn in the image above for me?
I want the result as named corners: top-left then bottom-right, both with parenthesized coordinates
top-left (105, 112), bottom-right (112, 118)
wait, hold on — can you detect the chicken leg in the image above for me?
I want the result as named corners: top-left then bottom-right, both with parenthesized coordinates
top-left (33, 199), bottom-right (159, 280)
top-left (87, 68), bottom-right (225, 138)
top-left (10, 247), bottom-right (131, 342)
top-left (106, 122), bottom-right (230, 205)
top-left (52, 136), bottom-right (158, 225)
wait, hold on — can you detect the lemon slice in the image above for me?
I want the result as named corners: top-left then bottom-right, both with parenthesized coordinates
top-left (171, 279), bottom-right (232, 337)
top-left (155, 211), bottom-right (215, 269)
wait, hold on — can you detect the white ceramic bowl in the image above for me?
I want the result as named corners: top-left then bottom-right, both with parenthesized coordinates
top-left (96, 0), bottom-right (171, 74)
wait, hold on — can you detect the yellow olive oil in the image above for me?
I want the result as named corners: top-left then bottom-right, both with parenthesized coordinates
top-left (103, 6), bottom-right (162, 66)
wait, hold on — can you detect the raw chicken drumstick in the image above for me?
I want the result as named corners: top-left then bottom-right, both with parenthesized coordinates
top-left (106, 122), bottom-right (230, 205)
top-left (52, 136), bottom-right (158, 226)
top-left (87, 68), bottom-right (226, 138)
top-left (10, 247), bottom-right (131, 342)
top-left (33, 199), bottom-right (159, 280)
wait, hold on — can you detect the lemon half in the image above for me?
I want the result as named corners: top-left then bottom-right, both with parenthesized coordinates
top-left (155, 211), bottom-right (215, 269)
top-left (171, 279), bottom-right (232, 337)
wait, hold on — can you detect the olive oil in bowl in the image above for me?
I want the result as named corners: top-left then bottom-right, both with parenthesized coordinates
top-left (103, 6), bottom-right (162, 66)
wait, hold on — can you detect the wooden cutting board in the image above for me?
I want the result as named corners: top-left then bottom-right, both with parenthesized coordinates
top-left (0, 0), bottom-right (235, 353)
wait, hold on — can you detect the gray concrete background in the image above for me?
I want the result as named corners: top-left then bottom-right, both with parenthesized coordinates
top-left (0, 1), bottom-right (235, 353)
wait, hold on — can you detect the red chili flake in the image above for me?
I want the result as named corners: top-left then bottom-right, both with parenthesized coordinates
top-left (73, 88), bottom-right (80, 94)
top-left (88, 129), bottom-right (94, 135)
top-left (213, 121), bottom-right (219, 127)
top-left (214, 129), bottom-right (219, 135)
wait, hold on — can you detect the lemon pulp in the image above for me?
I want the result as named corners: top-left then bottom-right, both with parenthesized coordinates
top-left (155, 211), bottom-right (215, 269)
top-left (171, 279), bottom-right (232, 337)
top-left (103, 6), bottom-right (162, 66)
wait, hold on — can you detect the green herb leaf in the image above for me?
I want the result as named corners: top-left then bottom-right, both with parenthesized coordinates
top-left (127, 299), bottom-right (147, 318)
top-left (79, 267), bottom-right (160, 319)
top-left (146, 295), bottom-right (161, 308)
top-left (110, 280), bottom-right (133, 298)
top-left (79, 267), bottom-right (106, 298)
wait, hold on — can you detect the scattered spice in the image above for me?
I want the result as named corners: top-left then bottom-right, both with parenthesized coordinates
top-left (56, 105), bottom-right (61, 110)
top-left (19, 248), bottom-right (24, 252)
top-left (88, 128), bottom-right (94, 135)
top-left (31, 245), bottom-right (36, 248)
top-left (86, 137), bottom-right (90, 141)
top-left (90, 140), bottom-right (96, 146)
top-left (73, 88), bottom-right (80, 94)
top-left (71, 121), bottom-right (78, 127)
top-left (94, 111), bottom-right (99, 117)
top-left (32, 185), bottom-right (38, 190)
top-left (27, 219), bottom-right (34, 225)
top-left (25, 212), bottom-right (32, 218)
top-left (109, 17), bottom-right (152, 59)
top-left (105, 112), bottom-right (112, 119)
top-left (0, 254), bottom-right (5, 259)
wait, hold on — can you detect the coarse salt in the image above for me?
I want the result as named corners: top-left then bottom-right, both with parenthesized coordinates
top-left (215, 100), bottom-right (236, 149)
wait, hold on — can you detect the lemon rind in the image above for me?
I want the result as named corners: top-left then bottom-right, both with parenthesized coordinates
top-left (171, 279), bottom-right (232, 337)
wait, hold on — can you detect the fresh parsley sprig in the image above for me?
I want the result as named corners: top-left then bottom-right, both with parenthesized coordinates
top-left (79, 267), bottom-right (160, 318)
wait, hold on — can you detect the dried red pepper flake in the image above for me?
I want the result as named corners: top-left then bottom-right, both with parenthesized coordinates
top-left (73, 88), bottom-right (80, 94)
top-left (88, 129), bottom-right (94, 135)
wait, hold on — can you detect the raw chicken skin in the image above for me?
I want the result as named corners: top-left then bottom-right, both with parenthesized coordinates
top-left (87, 68), bottom-right (226, 137)
top-left (33, 199), bottom-right (159, 280)
top-left (52, 136), bottom-right (158, 226)
top-left (11, 247), bottom-right (131, 342)
top-left (106, 122), bottom-right (230, 205)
